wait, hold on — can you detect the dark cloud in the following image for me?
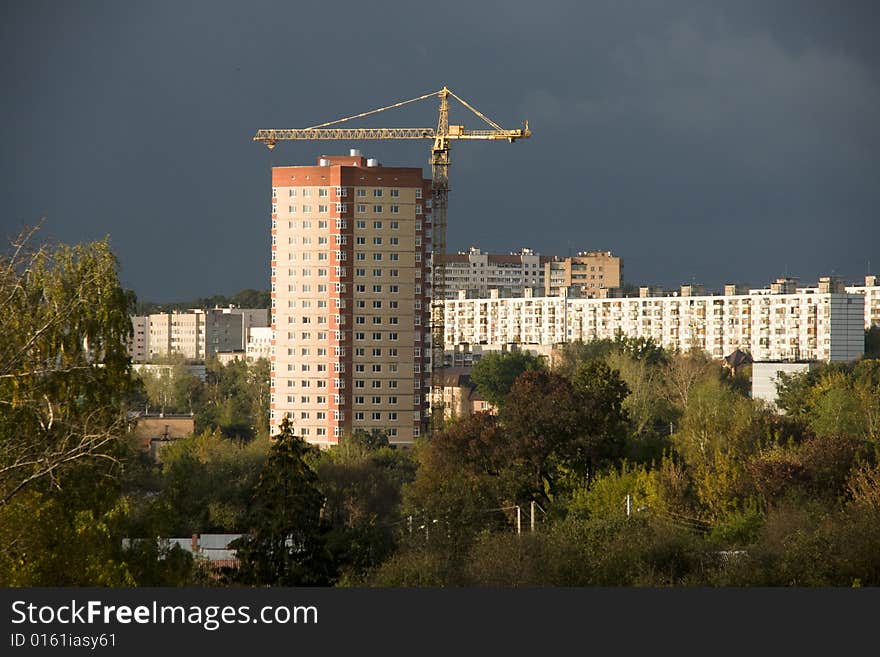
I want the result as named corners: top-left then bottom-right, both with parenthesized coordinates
top-left (1, 0), bottom-right (877, 300)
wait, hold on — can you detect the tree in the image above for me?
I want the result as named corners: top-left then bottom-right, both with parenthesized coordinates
top-left (498, 364), bottom-right (629, 505)
top-left (402, 413), bottom-right (509, 561)
top-left (662, 350), bottom-right (722, 411)
top-left (313, 431), bottom-right (416, 583)
top-left (233, 419), bottom-right (331, 585)
top-left (196, 358), bottom-right (269, 441)
top-left (866, 327), bottom-right (880, 359)
top-left (0, 227), bottom-right (136, 505)
top-left (470, 350), bottom-right (544, 408)
top-left (137, 353), bottom-right (199, 415)
top-left (672, 379), bottom-right (769, 519)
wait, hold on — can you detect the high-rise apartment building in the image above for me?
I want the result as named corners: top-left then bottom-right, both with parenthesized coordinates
top-left (269, 151), bottom-right (431, 446)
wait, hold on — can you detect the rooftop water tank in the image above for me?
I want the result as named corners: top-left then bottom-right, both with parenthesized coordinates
top-left (350, 149), bottom-right (361, 157)
top-left (319, 158), bottom-right (330, 166)
top-left (367, 158), bottom-right (379, 167)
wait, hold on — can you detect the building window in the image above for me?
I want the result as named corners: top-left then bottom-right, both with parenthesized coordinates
top-left (318, 188), bottom-right (328, 197)
top-left (356, 189), bottom-right (366, 197)
top-left (390, 205), bottom-right (399, 214)
top-left (373, 189), bottom-right (383, 197)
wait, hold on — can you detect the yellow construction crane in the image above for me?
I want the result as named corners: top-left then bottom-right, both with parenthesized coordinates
top-left (254, 86), bottom-right (530, 432)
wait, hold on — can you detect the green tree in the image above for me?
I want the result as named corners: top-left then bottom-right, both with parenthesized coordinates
top-left (313, 431), bottom-right (416, 583)
top-left (672, 379), bottom-right (768, 519)
top-left (499, 364), bottom-right (629, 505)
top-left (137, 353), bottom-right (200, 415)
top-left (470, 350), bottom-right (545, 408)
top-left (233, 419), bottom-right (332, 585)
top-left (0, 228), bottom-right (136, 505)
top-left (196, 358), bottom-right (269, 441)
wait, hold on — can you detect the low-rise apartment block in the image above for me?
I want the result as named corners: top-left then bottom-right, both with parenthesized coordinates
top-left (129, 307), bottom-right (269, 362)
top-left (445, 247), bottom-right (549, 298)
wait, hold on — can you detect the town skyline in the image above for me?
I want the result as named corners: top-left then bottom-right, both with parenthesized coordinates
top-left (3, 1), bottom-right (878, 301)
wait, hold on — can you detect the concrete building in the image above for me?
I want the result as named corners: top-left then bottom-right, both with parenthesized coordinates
top-left (443, 278), bottom-right (865, 363)
top-left (129, 315), bottom-right (149, 362)
top-left (445, 247), bottom-right (549, 298)
top-left (148, 311), bottom-right (204, 360)
top-left (544, 251), bottom-right (623, 298)
top-left (129, 307), bottom-right (269, 362)
top-left (846, 275), bottom-right (880, 329)
top-left (751, 361), bottom-right (820, 410)
top-left (246, 326), bottom-right (273, 362)
top-left (269, 151), bottom-right (431, 445)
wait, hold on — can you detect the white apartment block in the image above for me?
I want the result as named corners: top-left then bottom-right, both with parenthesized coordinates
top-left (129, 307), bottom-right (270, 362)
top-left (845, 275), bottom-right (880, 329)
top-left (443, 282), bottom-right (865, 363)
top-left (445, 247), bottom-right (548, 299)
top-left (246, 326), bottom-right (273, 362)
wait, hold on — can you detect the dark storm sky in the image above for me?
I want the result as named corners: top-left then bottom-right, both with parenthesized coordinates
top-left (2, 1), bottom-right (878, 301)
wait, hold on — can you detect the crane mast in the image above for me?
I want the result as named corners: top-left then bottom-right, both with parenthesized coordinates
top-left (255, 87), bottom-right (530, 435)
top-left (430, 88), bottom-right (450, 422)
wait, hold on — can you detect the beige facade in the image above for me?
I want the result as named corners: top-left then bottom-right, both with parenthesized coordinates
top-left (129, 308), bottom-right (269, 362)
top-left (269, 153), bottom-right (431, 446)
top-left (445, 247), bottom-right (549, 298)
top-left (545, 251), bottom-right (623, 297)
top-left (436, 368), bottom-right (495, 419)
top-left (148, 311), bottom-right (204, 360)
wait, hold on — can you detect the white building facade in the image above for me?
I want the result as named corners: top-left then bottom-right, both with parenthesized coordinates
top-left (129, 308), bottom-right (270, 362)
top-left (443, 287), bottom-right (865, 363)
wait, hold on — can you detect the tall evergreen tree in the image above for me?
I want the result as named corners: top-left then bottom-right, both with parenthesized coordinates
top-left (233, 419), bottom-right (332, 585)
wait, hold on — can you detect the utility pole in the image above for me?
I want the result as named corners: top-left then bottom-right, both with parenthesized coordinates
top-left (625, 494), bottom-right (632, 518)
top-left (408, 515), bottom-right (413, 535)
top-left (516, 506), bottom-right (522, 535)
top-left (530, 501), bottom-right (536, 533)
